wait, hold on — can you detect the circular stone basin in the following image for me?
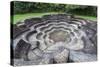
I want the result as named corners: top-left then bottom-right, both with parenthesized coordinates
top-left (49, 30), bottom-right (69, 43)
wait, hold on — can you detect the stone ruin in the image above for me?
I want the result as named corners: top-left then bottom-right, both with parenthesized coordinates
top-left (11, 14), bottom-right (97, 66)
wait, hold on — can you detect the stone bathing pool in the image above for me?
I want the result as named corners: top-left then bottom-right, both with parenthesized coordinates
top-left (11, 14), bottom-right (97, 66)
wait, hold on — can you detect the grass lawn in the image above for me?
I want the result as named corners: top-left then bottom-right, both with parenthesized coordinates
top-left (75, 15), bottom-right (97, 21)
top-left (12, 12), bottom-right (97, 24)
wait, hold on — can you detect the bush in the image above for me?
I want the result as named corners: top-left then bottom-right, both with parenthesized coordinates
top-left (11, 1), bottom-right (97, 16)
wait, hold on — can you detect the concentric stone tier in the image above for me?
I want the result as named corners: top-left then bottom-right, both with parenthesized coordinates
top-left (12, 14), bottom-right (97, 66)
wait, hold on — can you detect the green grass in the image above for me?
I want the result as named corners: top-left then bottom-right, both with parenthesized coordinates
top-left (75, 15), bottom-right (97, 21)
top-left (12, 12), bottom-right (61, 24)
top-left (12, 12), bottom-right (97, 24)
